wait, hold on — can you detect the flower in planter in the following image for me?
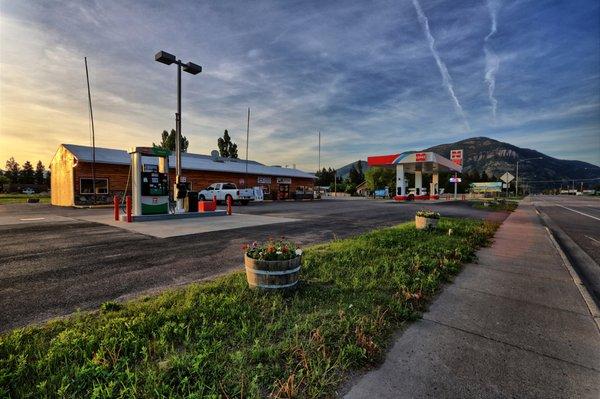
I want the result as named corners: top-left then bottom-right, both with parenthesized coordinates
top-left (244, 238), bottom-right (300, 261)
top-left (416, 210), bottom-right (441, 219)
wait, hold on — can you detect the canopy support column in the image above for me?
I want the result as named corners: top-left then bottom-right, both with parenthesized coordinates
top-left (415, 170), bottom-right (423, 195)
top-left (396, 164), bottom-right (406, 197)
top-left (430, 173), bottom-right (439, 199)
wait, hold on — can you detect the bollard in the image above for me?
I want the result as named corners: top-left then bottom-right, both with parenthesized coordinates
top-left (212, 195), bottom-right (217, 207)
top-left (227, 195), bottom-right (232, 215)
top-left (126, 195), bottom-right (132, 222)
top-left (113, 195), bottom-right (120, 221)
top-left (461, 194), bottom-right (466, 201)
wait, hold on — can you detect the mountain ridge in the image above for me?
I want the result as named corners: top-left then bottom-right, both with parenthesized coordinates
top-left (335, 137), bottom-right (599, 184)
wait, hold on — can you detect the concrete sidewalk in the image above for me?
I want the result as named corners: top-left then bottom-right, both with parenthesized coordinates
top-left (344, 203), bottom-right (600, 398)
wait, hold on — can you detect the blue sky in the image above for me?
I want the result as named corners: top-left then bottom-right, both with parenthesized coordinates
top-left (1, 0), bottom-right (599, 170)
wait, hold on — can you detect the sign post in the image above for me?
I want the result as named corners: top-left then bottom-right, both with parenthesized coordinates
top-left (500, 172), bottom-right (515, 198)
top-left (450, 150), bottom-right (463, 200)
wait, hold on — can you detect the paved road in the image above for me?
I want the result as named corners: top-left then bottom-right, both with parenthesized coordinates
top-left (531, 195), bottom-right (600, 262)
top-left (530, 195), bottom-right (600, 304)
top-left (0, 199), bottom-right (507, 332)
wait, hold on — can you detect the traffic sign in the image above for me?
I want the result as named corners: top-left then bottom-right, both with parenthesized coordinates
top-left (500, 172), bottom-right (515, 183)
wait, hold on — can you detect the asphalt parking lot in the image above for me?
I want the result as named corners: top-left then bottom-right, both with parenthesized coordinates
top-left (1, 198), bottom-right (508, 332)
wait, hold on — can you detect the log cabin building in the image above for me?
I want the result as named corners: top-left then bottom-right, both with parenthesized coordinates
top-left (50, 144), bottom-right (315, 206)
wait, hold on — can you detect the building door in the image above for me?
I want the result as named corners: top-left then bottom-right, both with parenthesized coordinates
top-left (278, 184), bottom-right (290, 200)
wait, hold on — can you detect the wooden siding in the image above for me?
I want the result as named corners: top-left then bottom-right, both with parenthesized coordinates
top-left (50, 145), bottom-right (75, 206)
top-left (72, 162), bottom-right (314, 201)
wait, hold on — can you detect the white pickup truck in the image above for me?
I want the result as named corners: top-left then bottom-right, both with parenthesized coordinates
top-left (199, 182), bottom-right (254, 205)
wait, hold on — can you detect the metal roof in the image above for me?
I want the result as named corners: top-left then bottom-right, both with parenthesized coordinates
top-left (62, 144), bottom-right (315, 179)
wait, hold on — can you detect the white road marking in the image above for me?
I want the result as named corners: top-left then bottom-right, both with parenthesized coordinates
top-left (556, 204), bottom-right (600, 222)
top-left (19, 217), bottom-right (46, 221)
top-left (585, 235), bottom-right (600, 245)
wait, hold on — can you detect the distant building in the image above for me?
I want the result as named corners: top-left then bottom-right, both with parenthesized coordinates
top-left (49, 144), bottom-right (315, 206)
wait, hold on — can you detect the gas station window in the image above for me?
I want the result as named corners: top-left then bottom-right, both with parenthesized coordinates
top-left (80, 178), bottom-right (108, 194)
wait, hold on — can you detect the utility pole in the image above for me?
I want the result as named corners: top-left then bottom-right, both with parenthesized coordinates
top-left (84, 57), bottom-right (96, 205)
top-left (318, 131), bottom-right (321, 172)
top-left (245, 107), bottom-right (250, 188)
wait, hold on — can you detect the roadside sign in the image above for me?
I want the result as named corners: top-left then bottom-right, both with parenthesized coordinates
top-left (450, 149), bottom-right (463, 166)
top-left (415, 152), bottom-right (426, 162)
top-left (500, 172), bottom-right (515, 183)
top-left (450, 177), bottom-right (462, 183)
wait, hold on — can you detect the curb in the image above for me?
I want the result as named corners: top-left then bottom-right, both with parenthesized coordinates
top-left (535, 207), bottom-right (600, 332)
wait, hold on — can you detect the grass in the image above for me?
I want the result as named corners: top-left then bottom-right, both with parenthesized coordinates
top-left (0, 218), bottom-right (498, 398)
top-left (0, 194), bottom-right (50, 204)
top-left (471, 199), bottom-right (518, 212)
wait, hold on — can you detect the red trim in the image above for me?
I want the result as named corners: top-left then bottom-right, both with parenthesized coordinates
top-left (394, 195), bottom-right (409, 201)
top-left (430, 195), bottom-right (439, 200)
top-left (414, 195), bottom-right (429, 200)
top-left (368, 154), bottom-right (400, 166)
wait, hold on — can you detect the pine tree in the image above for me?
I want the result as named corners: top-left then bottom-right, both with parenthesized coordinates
top-left (35, 161), bottom-right (45, 185)
top-left (5, 157), bottom-right (19, 183)
top-left (217, 130), bottom-right (238, 158)
top-left (153, 129), bottom-right (189, 153)
top-left (20, 161), bottom-right (34, 184)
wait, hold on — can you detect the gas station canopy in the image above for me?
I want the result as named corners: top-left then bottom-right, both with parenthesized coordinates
top-left (367, 151), bottom-right (462, 174)
top-left (367, 151), bottom-right (462, 201)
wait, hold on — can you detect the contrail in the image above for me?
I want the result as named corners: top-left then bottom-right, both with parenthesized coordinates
top-left (412, 0), bottom-right (470, 130)
top-left (485, 0), bottom-right (500, 121)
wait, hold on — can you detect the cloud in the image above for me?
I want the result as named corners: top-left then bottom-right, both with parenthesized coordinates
top-left (484, 0), bottom-right (501, 121)
top-left (411, 0), bottom-right (470, 131)
top-left (0, 0), bottom-right (598, 168)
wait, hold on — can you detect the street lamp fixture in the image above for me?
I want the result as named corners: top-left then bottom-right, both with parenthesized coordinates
top-left (154, 50), bottom-right (202, 212)
top-left (516, 156), bottom-right (543, 196)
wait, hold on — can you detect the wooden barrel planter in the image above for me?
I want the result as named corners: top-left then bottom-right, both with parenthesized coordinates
top-left (415, 215), bottom-right (438, 230)
top-left (244, 254), bottom-right (302, 289)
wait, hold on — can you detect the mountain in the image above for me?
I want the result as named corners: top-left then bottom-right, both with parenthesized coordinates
top-left (424, 137), bottom-right (599, 183)
top-left (336, 160), bottom-right (369, 179)
top-left (335, 137), bottom-right (598, 186)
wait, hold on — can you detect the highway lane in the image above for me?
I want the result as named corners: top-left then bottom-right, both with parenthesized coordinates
top-left (531, 195), bottom-right (600, 263)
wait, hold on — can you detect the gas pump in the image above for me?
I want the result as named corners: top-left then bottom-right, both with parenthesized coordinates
top-left (128, 146), bottom-right (171, 216)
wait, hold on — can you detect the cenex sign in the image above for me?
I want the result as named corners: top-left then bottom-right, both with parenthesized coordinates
top-left (415, 152), bottom-right (426, 162)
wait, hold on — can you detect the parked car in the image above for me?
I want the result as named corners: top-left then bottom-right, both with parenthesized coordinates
top-left (22, 188), bottom-right (35, 195)
top-left (407, 187), bottom-right (428, 199)
top-left (199, 182), bottom-right (254, 205)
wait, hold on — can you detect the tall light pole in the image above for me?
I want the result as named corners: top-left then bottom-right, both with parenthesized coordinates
top-left (155, 50), bottom-right (202, 211)
top-left (516, 157), bottom-right (542, 196)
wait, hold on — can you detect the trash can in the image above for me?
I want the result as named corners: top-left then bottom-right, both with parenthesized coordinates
top-left (184, 191), bottom-right (199, 212)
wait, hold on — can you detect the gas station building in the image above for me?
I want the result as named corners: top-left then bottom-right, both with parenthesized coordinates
top-left (367, 151), bottom-right (462, 200)
top-left (49, 144), bottom-right (315, 206)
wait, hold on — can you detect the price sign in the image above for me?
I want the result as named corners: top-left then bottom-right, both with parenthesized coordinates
top-left (450, 149), bottom-right (463, 166)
